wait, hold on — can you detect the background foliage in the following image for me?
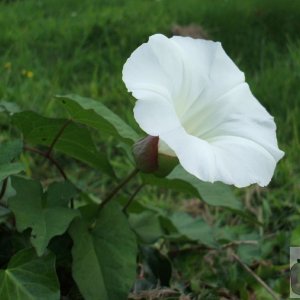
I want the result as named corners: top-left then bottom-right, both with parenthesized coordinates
top-left (0, 0), bottom-right (300, 299)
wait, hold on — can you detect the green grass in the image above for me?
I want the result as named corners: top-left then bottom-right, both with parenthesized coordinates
top-left (1, 0), bottom-right (300, 297)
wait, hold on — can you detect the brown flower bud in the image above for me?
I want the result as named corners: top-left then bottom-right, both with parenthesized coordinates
top-left (132, 135), bottom-right (178, 176)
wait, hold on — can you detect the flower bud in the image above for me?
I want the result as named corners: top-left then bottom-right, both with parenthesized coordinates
top-left (132, 135), bottom-right (178, 176)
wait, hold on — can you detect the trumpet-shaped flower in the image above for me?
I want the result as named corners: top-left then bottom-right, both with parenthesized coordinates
top-left (122, 34), bottom-right (284, 187)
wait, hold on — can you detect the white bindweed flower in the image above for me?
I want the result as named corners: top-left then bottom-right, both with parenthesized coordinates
top-left (122, 34), bottom-right (284, 187)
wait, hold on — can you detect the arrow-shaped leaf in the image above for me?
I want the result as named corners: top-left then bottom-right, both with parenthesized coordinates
top-left (0, 163), bottom-right (24, 182)
top-left (0, 140), bottom-right (24, 181)
top-left (9, 177), bottom-right (79, 256)
top-left (13, 111), bottom-right (114, 177)
top-left (70, 202), bottom-right (137, 300)
top-left (143, 165), bottom-right (243, 211)
top-left (56, 94), bottom-right (139, 144)
top-left (0, 248), bottom-right (59, 300)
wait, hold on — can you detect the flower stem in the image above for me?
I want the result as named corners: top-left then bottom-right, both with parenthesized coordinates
top-left (98, 168), bottom-right (139, 212)
top-left (45, 120), bottom-right (72, 158)
top-left (24, 145), bottom-right (68, 180)
top-left (23, 121), bottom-right (73, 206)
top-left (123, 184), bottom-right (144, 214)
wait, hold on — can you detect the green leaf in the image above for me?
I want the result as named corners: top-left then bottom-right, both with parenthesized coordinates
top-left (169, 212), bottom-right (216, 246)
top-left (0, 140), bottom-right (24, 181)
top-left (143, 165), bottom-right (243, 211)
top-left (0, 101), bottom-right (20, 114)
top-left (0, 248), bottom-right (59, 300)
top-left (9, 177), bottom-right (79, 256)
top-left (129, 211), bottom-right (163, 244)
top-left (237, 233), bottom-right (261, 265)
top-left (0, 140), bottom-right (23, 165)
top-left (0, 163), bottom-right (24, 182)
top-left (0, 206), bottom-right (11, 224)
top-left (69, 202), bottom-right (137, 300)
top-left (253, 285), bottom-right (280, 300)
top-left (13, 111), bottom-right (114, 177)
top-left (56, 94), bottom-right (139, 144)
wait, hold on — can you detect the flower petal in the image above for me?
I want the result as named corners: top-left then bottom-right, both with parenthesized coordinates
top-left (186, 83), bottom-right (284, 162)
top-left (160, 127), bottom-right (282, 187)
top-left (133, 92), bottom-right (181, 136)
top-left (122, 34), bottom-right (183, 105)
top-left (123, 34), bottom-right (222, 116)
top-left (209, 135), bottom-right (279, 187)
top-left (171, 36), bottom-right (245, 118)
top-left (160, 127), bottom-right (217, 182)
top-left (123, 34), bottom-right (284, 187)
